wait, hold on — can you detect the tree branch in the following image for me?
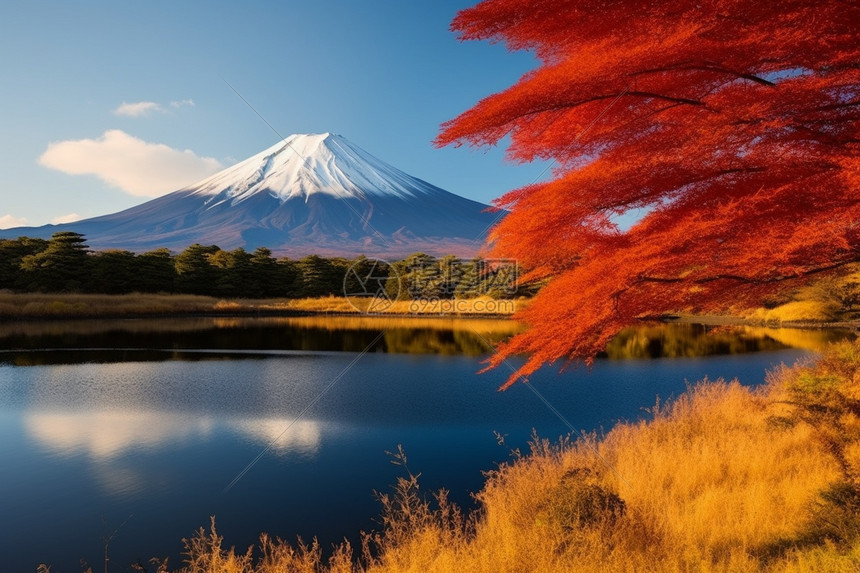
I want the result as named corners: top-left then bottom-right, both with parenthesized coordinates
top-left (637, 259), bottom-right (857, 286)
top-left (629, 62), bottom-right (777, 86)
top-left (515, 91), bottom-right (707, 122)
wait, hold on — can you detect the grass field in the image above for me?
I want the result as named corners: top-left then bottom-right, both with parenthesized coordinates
top-left (0, 292), bottom-right (523, 319)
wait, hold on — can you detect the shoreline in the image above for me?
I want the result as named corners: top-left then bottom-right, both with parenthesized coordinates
top-left (0, 309), bottom-right (521, 322)
top-left (665, 312), bottom-right (860, 331)
top-left (1, 293), bottom-right (858, 331)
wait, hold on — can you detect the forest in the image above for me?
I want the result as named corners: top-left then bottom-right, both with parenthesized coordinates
top-left (0, 231), bottom-right (529, 299)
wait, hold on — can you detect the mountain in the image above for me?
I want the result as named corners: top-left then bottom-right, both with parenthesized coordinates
top-left (2, 133), bottom-right (499, 258)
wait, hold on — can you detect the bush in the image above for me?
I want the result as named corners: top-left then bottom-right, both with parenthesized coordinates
top-left (538, 468), bottom-right (625, 532)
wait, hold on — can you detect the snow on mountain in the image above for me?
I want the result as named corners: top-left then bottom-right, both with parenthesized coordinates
top-left (190, 133), bottom-right (427, 203)
top-left (1, 133), bottom-right (500, 258)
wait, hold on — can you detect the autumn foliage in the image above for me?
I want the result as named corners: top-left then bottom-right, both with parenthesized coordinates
top-left (437, 0), bottom-right (860, 385)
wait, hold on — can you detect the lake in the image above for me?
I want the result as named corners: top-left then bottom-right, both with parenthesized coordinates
top-left (0, 317), bottom-right (850, 572)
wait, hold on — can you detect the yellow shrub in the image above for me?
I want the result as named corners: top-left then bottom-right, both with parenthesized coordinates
top-left (760, 299), bottom-right (841, 322)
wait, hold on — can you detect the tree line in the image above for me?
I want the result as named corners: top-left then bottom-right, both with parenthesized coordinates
top-left (0, 232), bottom-right (533, 299)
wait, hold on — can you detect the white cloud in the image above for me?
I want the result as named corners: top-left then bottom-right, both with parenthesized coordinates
top-left (227, 418), bottom-right (322, 456)
top-left (39, 129), bottom-right (224, 197)
top-left (0, 214), bottom-right (28, 229)
top-left (52, 212), bottom-right (82, 224)
top-left (113, 101), bottom-right (165, 117)
top-left (170, 98), bottom-right (195, 108)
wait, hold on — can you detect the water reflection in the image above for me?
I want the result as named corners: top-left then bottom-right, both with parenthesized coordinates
top-left (25, 410), bottom-right (323, 461)
top-left (95, 463), bottom-right (151, 497)
top-left (227, 418), bottom-right (322, 457)
top-left (602, 323), bottom-right (855, 359)
top-left (0, 316), bottom-right (523, 364)
top-left (25, 410), bottom-right (215, 460)
top-left (739, 326), bottom-right (850, 351)
top-left (0, 317), bottom-right (853, 366)
top-left (24, 407), bottom-right (325, 501)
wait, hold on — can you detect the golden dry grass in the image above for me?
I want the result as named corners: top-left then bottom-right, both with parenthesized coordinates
top-left (0, 293), bottom-right (522, 319)
top-left (747, 299), bottom-right (843, 323)
top-left (280, 314), bottom-right (524, 336)
top-left (284, 295), bottom-right (521, 316)
top-left (0, 292), bottom-right (263, 318)
top-left (140, 341), bottom-right (860, 573)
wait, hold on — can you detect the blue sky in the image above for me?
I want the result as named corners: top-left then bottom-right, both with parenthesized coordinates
top-left (0, 0), bottom-right (548, 228)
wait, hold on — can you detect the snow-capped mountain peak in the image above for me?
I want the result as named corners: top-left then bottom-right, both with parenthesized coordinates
top-left (188, 133), bottom-right (427, 204)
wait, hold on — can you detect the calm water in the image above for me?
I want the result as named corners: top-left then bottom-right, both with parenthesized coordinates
top-left (0, 317), bottom-right (850, 572)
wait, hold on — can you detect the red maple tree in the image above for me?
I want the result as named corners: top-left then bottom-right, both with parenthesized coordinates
top-left (436, 0), bottom-right (860, 386)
